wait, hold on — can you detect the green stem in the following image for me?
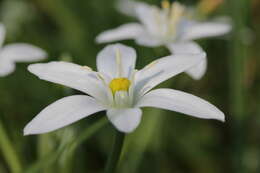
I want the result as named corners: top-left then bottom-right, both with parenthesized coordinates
top-left (227, 0), bottom-right (249, 172)
top-left (0, 120), bottom-right (22, 173)
top-left (104, 130), bottom-right (125, 173)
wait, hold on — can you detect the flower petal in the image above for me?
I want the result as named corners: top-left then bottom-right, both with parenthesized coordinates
top-left (107, 108), bottom-right (142, 133)
top-left (0, 24), bottom-right (6, 47)
top-left (96, 23), bottom-right (143, 43)
top-left (97, 44), bottom-right (136, 78)
top-left (28, 61), bottom-right (108, 102)
top-left (0, 59), bottom-right (15, 77)
top-left (24, 95), bottom-right (106, 135)
top-left (135, 3), bottom-right (160, 35)
top-left (116, 0), bottom-right (145, 17)
top-left (134, 53), bottom-right (206, 96)
top-left (135, 31), bottom-right (162, 47)
top-left (137, 88), bottom-right (225, 121)
top-left (166, 41), bottom-right (206, 80)
top-left (166, 41), bottom-right (203, 54)
top-left (0, 43), bottom-right (47, 62)
top-left (182, 22), bottom-right (232, 40)
top-left (186, 59), bottom-right (207, 80)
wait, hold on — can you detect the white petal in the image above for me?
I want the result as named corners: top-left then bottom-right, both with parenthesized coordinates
top-left (135, 31), bottom-right (162, 47)
top-left (107, 108), bottom-right (142, 133)
top-left (97, 44), bottom-right (136, 78)
top-left (28, 62), bottom-right (108, 102)
top-left (182, 22), bottom-right (232, 40)
top-left (0, 24), bottom-right (6, 47)
top-left (116, 0), bottom-right (137, 17)
top-left (166, 41), bottom-right (203, 54)
top-left (135, 3), bottom-right (159, 35)
top-left (166, 42), bottom-right (206, 80)
top-left (117, 0), bottom-right (148, 17)
top-left (0, 43), bottom-right (47, 62)
top-left (134, 53), bottom-right (206, 96)
top-left (96, 23), bottom-right (143, 43)
top-left (0, 59), bottom-right (15, 77)
top-left (137, 89), bottom-right (225, 121)
top-left (24, 95), bottom-right (106, 135)
top-left (186, 58), bottom-right (207, 80)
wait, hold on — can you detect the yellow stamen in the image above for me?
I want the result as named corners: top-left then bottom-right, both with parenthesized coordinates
top-left (109, 78), bottom-right (131, 94)
top-left (161, 0), bottom-right (170, 9)
top-left (198, 0), bottom-right (223, 15)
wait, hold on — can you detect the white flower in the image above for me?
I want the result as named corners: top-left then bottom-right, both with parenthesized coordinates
top-left (0, 24), bottom-right (47, 77)
top-left (24, 44), bottom-right (224, 135)
top-left (96, 1), bottom-right (231, 80)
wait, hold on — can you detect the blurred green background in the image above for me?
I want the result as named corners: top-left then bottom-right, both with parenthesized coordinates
top-left (0, 0), bottom-right (257, 172)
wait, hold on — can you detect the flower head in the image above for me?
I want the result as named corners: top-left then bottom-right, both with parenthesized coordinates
top-left (24, 44), bottom-right (224, 135)
top-left (0, 23), bottom-right (47, 77)
top-left (96, 1), bottom-right (231, 80)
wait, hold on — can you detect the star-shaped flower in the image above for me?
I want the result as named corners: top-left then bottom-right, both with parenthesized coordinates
top-left (24, 44), bottom-right (224, 135)
top-left (0, 24), bottom-right (47, 77)
top-left (96, 1), bottom-right (231, 80)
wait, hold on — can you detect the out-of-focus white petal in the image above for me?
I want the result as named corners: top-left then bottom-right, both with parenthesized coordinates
top-left (28, 62), bottom-right (108, 102)
top-left (0, 43), bottom-right (47, 62)
top-left (135, 32), bottom-right (162, 47)
top-left (117, 0), bottom-right (136, 17)
top-left (116, 0), bottom-right (145, 17)
top-left (166, 41), bottom-right (203, 54)
top-left (96, 23), bottom-right (143, 43)
top-left (97, 44), bottom-right (136, 78)
top-left (135, 3), bottom-right (159, 35)
top-left (137, 88), bottom-right (225, 121)
top-left (107, 108), bottom-right (142, 133)
top-left (24, 95), bottom-right (106, 135)
top-left (182, 22), bottom-right (232, 40)
top-left (186, 59), bottom-right (207, 80)
top-left (0, 24), bottom-right (6, 47)
top-left (134, 53), bottom-right (206, 96)
top-left (0, 59), bottom-right (15, 77)
top-left (166, 41), bottom-right (207, 80)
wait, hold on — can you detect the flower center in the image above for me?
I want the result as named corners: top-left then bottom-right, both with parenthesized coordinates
top-left (161, 0), bottom-right (170, 9)
top-left (109, 78), bottom-right (131, 94)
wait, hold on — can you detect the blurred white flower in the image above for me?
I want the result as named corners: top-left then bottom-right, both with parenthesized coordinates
top-left (24, 44), bottom-right (224, 135)
top-left (0, 24), bottom-right (47, 77)
top-left (96, 1), bottom-right (231, 80)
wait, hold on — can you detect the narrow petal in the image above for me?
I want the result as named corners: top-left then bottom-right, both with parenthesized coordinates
top-left (135, 32), bottom-right (162, 47)
top-left (135, 3), bottom-right (160, 35)
top-left (116, 0), bottom-right (137, 17)
top-left (0, 24), bottom-right (6, 47)
top-left (166, 41), bottom-right (203, 54)
top-left (96, 23), bottom-right (143, 43)
top-left (116, 0), bottom-right (146, 17)
top-left (182, 22), bottom-right (232, 40)
top-left (166, 42), bottom-right (207, 80)
top-left (0, 43), bottom-right (47, 62)
top-left (107, 108), bottom-right (142, 133)
top-left (97, 44), bottom-right (136, 78)
top-left (28, 61), bottom-right (108, 102)
top-left (186, 59), bottom-right (207, 80)
top-left (0, 59), bottom-right (15, 77)
top-left (134, 53), bottom-right (206, 96)
top-left (24, 95), bottom-right (106, 135)
top-left (137, 89), bottom-right (225, 121)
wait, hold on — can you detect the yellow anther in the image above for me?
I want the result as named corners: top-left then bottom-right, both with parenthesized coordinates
top-left (161, 0), bottom-right (170, 9)
top-left (198, 0), bottom-right (223, 15)
top-left (109, 78), bottom-right (131, 94)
